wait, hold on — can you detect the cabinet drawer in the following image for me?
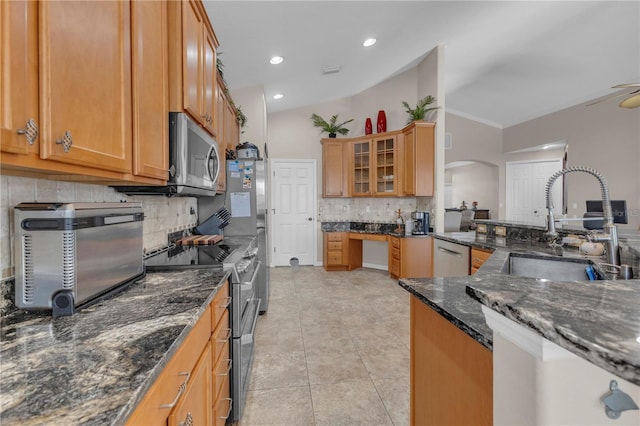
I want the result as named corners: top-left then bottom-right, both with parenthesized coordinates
top-left (327, 232), bottom-right (343, 242)
top-left (168, 345), bottom-right (212, 426)
top-left (211, 280), bottom-right (230, 329)
top-left (212, 310), bottom-right (230, 362)
top-left (213, 375), bottom-right (231, 426)
top-left (471, 248), bottom-right (493, 269)
top-left (390, 237), bottom-right (400, 249)
top-left (326, 251), bottom-right (344, 265)
top-left (391, 247), bottom-right (400, 260)
top-left (212, 342), bottom-right (232, 400)
top-left (327, 241), bottom-right (343, 251)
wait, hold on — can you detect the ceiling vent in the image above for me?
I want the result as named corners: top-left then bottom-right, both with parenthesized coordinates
top-left (322, 66), bottom-right (341, 75)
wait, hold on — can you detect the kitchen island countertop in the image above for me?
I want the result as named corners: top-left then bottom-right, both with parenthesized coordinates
top-left (0, 268), bottom-right (230, 425)
top-left (401, 232), bottom-right (640, 386)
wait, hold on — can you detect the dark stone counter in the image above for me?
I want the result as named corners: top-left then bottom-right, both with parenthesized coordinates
top-left (0, 268), bottom-right (231, 425)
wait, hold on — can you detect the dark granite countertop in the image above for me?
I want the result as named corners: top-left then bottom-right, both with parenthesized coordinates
top-left (401, 230), bottom-right (640, 386)
top-left (0, 268), bottom-right (231, 425)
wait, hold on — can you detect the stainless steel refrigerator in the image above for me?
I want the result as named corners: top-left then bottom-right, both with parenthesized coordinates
top-left (224, 158), bottom-right (270, 313)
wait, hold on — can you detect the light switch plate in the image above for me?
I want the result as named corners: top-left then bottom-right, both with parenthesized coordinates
top-left (495, 226), bottom-right (507, 236)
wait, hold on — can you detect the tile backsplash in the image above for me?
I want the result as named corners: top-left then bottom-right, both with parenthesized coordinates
top-left (0, 175), bottom-right (198, 279)
top-left (318, 196), bottom-right (434, 224)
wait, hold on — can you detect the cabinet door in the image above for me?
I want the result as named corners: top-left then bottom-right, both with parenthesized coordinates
top-left (181, 0), bottom-right (203, 122)
top-left (39, 1), bottom-right (132, 172)
top-left (322, 140), bottom-right (347, 197)
top-left (414, 123), bottom-right (435, 196)
top-left (169, 346), bottom-right (212, 426)
top-left (373, 135), bottom-right (398, 195)
top-left (403, 127), bottom-right (416, 195)
top-left (352, 139), bottom-right (372, 196)
top-left (215, 76), bottom-right (226, 192)
top-left (0, 0), bottom-right (39, 156)
top-left (401, 237), bottom-right (433, 278)
top-left (202, 29), bottom-right (217, 135)
top-left (131, 0), bottom-right (168, 181)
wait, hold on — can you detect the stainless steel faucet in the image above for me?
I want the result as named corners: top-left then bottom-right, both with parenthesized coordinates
top-left (544, 166), bottom-right (620, 268)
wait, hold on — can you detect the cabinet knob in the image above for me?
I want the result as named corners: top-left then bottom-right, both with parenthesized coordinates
top-left (55, 131), bottom-right (73, 152)
top-left (16, 118), bottom-right (39, 145)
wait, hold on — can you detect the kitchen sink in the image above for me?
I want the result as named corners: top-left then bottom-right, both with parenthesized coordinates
top-left (504, 253), bottom-right (604, 281)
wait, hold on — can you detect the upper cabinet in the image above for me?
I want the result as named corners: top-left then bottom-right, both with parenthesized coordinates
top-left (350, 133), bottom-right (401, 197)
top-left (168, 0), bottom-right (218, 136)
top-left (321, 139), bottom-right (348, 197)
top-left (1, 0), bottom-right (168, 185)
top-left (320, 123), bottom-right (434, 199)
top-left (402, 121), bottom-right (434, 196)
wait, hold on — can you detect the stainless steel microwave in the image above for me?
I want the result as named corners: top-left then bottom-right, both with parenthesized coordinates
top-left (113, 112), bottom-right (221, 197)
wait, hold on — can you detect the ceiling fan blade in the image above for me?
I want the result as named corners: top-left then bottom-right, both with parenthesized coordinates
top-left (619, 94), bottom-right (640, 109)
top-left (612, 83), bottom-right (640, 89)
top-left (586, 88), bottom-right (640, 107)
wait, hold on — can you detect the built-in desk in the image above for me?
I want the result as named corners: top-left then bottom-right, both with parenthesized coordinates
top-left (323, 231), bottom-right (432, 278)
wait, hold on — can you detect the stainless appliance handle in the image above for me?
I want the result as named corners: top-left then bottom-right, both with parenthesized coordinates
top-left (204, 145), bottom-right (215, 182)
top-left (240, 298), bottom-right (261, 345)
top-left (242, 260), bottom-right (262, 285)
top-left (437, 246), bottom-right (464, 257)
top-left (209, 140), bottom-right (221, 185)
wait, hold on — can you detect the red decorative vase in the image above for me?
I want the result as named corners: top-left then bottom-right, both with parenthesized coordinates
top-left (376, 110), bottom-right (387, 133)
top-left (365, 118), bottom-right (372, 135)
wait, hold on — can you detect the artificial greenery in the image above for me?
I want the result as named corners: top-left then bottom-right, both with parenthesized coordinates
top-left (402, 95), bottom-right (440, 124)
top-left (216, 52), bottom-right (225, 80)
top-left (236, 106), bottom-right (247, 133)
top-left (310, 113), bottom-right (354, 137)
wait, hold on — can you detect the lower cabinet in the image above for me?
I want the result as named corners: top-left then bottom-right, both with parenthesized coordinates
top-left (471, 247), bottom-right (493, 275)
top-left (323, 232), bottom-right (349, 271)
top-left (410, 296), bottom-right (492, 425)
top-left (127, 280), bottom-right (230, 426)
top-left (389, 236), bottom-right (433, 279)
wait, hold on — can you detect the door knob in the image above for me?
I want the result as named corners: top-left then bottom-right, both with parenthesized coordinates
top-left (307, 217), bottom-right (313, 221)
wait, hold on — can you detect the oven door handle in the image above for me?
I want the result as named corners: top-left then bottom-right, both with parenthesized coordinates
top-left (240, 298), bottom-right (261, 345)
top-left (242, 260), bottom-right (262, 285)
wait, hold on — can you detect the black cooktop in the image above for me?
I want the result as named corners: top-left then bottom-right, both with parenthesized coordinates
top-left (144, 243), bottom-right (238, 271)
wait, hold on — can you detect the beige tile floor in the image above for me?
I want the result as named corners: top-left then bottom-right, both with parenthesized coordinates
top-left (237, 266), bottom-right (410, 426)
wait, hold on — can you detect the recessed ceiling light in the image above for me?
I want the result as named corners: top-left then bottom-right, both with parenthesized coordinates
top-left (363, 38), bottom-right (376, 47)
top-left (273, 93), bottom-right (284, 100)
top-left (269, 56), bottom-right (284, 65)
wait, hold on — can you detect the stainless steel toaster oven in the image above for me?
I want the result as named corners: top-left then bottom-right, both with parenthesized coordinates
top-left (14, 202), bottom-right (144, 315)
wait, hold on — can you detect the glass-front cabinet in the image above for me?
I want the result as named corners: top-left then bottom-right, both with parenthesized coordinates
top-left (350, 134), bottom-right (399, 196)
top-left (374, 136), bottom-right (397, 194)
top-left (352, 139), bottom-right (371, 196)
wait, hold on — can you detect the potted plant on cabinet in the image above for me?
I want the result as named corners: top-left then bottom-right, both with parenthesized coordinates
top-left (310, 113), bottom-right (354, 138)
top-left (402, 95), bottom-right (440, 124)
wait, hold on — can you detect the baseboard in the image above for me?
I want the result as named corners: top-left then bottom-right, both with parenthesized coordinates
top-left (362, 262), bottom-right (388, 271)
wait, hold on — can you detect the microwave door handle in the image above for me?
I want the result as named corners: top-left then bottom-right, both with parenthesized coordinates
top-left (204, 145), bottom-right (214, 182)
top-left (206, 143), bottom-right (221, 184)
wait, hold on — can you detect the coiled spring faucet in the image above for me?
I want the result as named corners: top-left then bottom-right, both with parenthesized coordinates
top-left (545, 166), bottom-right (620, 268)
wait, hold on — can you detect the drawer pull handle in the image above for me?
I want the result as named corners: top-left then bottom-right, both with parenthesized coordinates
top-left (217, 328), bottom-right (232, 342)
top-left (220, 398), bottom-right (233, 420)
top-left (16, 118), bottom-right (39, 144)
top-left (160, 371), bottom-right (190, 409)
top-left (218, 296), bottom-right (232, 309)
top-left (55, 131), bottom-right (73, 152)
top-left (179, 412), bottom-right (193, 426)
top-left (218, 359), bottom-right (232, 377)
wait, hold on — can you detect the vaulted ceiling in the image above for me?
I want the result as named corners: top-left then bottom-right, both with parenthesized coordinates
top-left (205, 1), bottom-right (640, 128)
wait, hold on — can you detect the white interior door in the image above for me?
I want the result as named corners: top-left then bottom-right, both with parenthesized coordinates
top-left (506, 159), bottom-right (563, 226)
top-left (271, 159), bottom-right (316, 266)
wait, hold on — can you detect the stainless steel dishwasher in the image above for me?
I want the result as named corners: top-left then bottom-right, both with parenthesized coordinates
top-left (433, 238), bottom-right (470, 277)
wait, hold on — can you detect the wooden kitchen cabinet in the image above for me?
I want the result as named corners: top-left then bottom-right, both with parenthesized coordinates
top-left (323, 232), bottom-right (350, 271)
top-left (389, 236), bottom-right (433, 279)
top-left (131, 0), bottom-right (169, 181)
top-left (471, 247), bottom-right (493, 275)
top-left (127, 280), bottom-right (231, 426)
top-left (411, 296), bottom-right (492, 425)
top-left (348, 131), bottom-right (402, 197)
top-left (168, 0), bottom-right (219, 136)
top-left (402, 121), bottom-right (434, 196)
top-left (321, 139), bottom-right (349, 197)
top-left (1, 0), bottom-right (168, 185)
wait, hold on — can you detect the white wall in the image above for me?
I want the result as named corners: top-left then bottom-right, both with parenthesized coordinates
top-left (447, 163), bottom-right (499, 215)
top-left (230, 85), bottom-right (267, 153)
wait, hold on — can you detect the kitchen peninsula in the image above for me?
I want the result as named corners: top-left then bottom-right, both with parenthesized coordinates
top-left (400, 229), bottom-right (640, 425)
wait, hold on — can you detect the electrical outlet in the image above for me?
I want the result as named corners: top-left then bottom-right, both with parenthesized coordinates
top-left (476, 224), bottom-right (487, 234)
top-left (495, 226), bottom-right (507, 237)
